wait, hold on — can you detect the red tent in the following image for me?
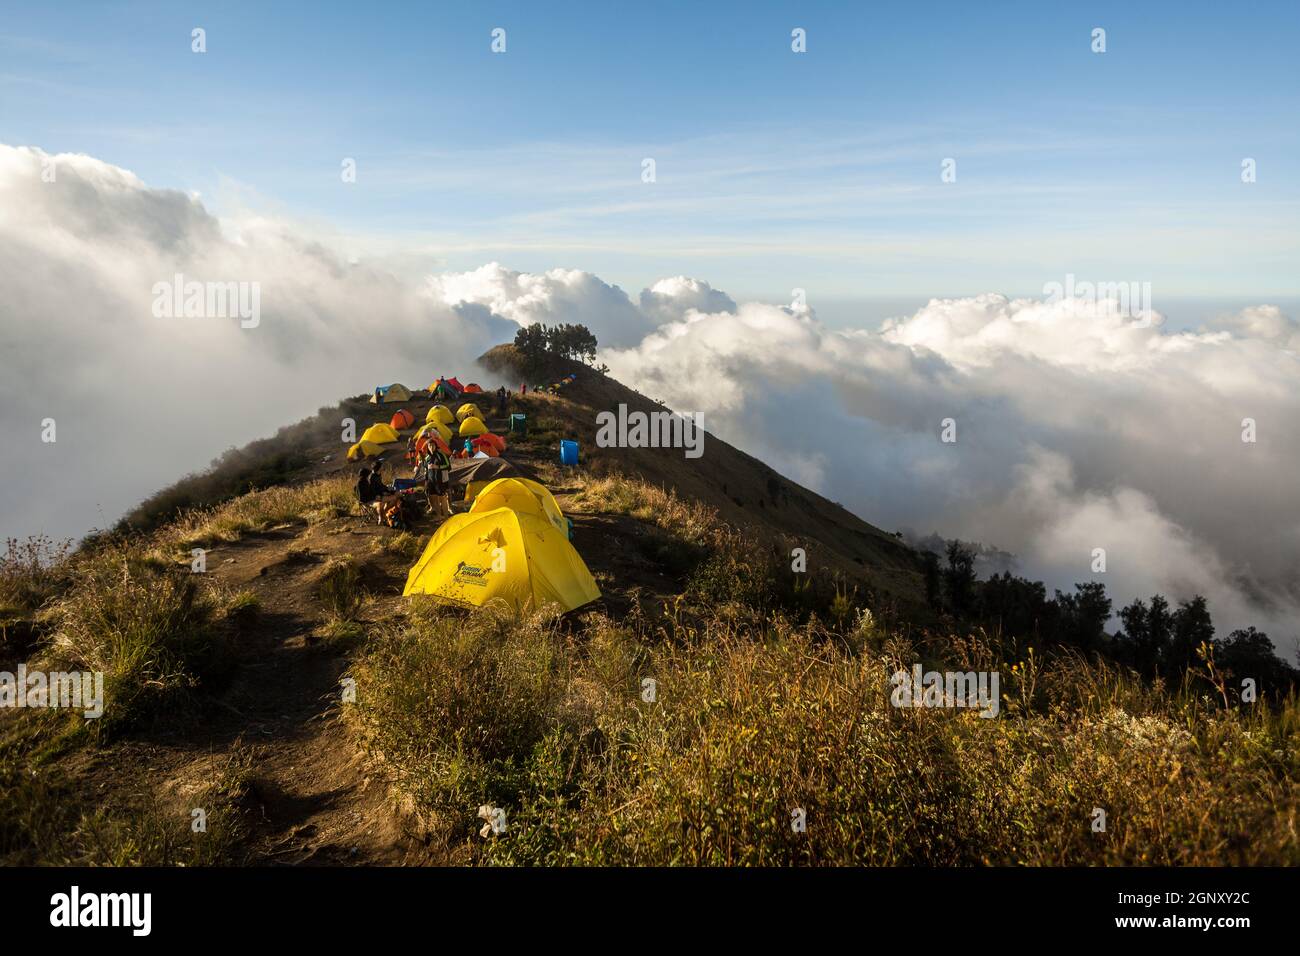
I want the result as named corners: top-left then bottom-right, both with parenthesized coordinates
top-left (390, 409), bottom-right (416, 430)
top-left (446, 376), bottom-right (465, 391)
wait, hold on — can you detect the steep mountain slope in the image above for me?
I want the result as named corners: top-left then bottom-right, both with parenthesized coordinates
top-left (118, 345), bottom-right (929, 618)
top-left (478, 345), bottom-right (928, 612)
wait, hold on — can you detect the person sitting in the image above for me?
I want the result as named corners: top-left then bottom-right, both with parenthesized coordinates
top-left (365, 465), bottom-right (398, 524)
top-left (356, 467), bottom-right (376, 505)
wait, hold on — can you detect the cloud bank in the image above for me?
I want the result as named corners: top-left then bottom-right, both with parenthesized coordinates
top-left (0, 145), bottom-right (510, 540)
top-left (3, 143), bottom-right (1296, 643)
top-left (597, 291), bottom-right (1300, 639)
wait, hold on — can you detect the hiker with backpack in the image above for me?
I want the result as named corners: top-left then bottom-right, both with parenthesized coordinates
top-left (418, 444), bottom-right (453, 518)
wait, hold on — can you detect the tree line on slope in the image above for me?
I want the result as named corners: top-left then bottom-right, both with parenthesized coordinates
top-left (512, 323), bottom-right (604, 375)
top-left (921, 541), bottom-right (1299, 697)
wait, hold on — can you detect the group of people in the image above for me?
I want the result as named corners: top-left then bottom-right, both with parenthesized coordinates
top-left (355, 386), bottom-right (513, 527)
top-left (356, 451), bottom-right (450, 527)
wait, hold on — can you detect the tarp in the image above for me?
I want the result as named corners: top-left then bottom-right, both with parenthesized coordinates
top-left (402, 506), bottom-right (600, 613)
top-left (450, 456), bottom-right (517, 487)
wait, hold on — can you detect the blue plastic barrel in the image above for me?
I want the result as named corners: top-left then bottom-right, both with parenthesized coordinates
top-left (559, 440), bottom-right (579, 466)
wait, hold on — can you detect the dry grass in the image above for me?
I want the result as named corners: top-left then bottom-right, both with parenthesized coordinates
top-left (160, 477), bottom-right (356, 552)
top-left (36, 545), bottom-right (242, 739)
top-left (571, 475), bottom-right (720, 547)
top-left (350, 597), bottom-right (1300, 866)
top-left (0, 536), bottom-right (73, 618)
top-left (0, 747), bottom-right (254, 865)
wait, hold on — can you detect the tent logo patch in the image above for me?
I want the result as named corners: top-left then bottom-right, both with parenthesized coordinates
top-left (454, 562), bottom-right (491, 586)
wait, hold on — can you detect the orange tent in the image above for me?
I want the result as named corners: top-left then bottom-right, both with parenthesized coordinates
top-left (390, 409), bottom-right (416, 430)
top-left (471, 437), bottom-right (500, 458)
top-left (463, 383), bottom-right (484, 394)
top-left (477, 432), bottom-right (507, 454)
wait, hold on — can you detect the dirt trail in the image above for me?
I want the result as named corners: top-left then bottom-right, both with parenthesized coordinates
top-left (64, 517), bottom-right (434, 866)
top-left (198, 519), bottom-right (431, 864)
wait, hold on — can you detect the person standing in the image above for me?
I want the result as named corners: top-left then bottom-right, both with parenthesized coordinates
top-left (421, 446), bottom-right (453, 517)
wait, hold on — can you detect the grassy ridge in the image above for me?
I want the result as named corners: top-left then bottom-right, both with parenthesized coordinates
top-left (4, 453), bottom-right (1298, 866)
top-left (349, 477), bottom-right (1300, 866)
top-left (351, 598), bottom-right (1299, 865)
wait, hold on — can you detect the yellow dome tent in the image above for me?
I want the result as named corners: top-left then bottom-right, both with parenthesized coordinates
top-left (458, 416), bottom-right (488, 437)
top-left (361, 423), bottom-right (401, 445)
top-left (346, 440), bottom-right (387, 461)
top-left (469, 478), bottom-right (568, 537)
top-left (369, 384), bottom-right (413, 404)
top-left (416, 420), bottom-right (453, 444)
top-left (403, 507), bottom-right (600, 613)
top-left (456, 403), bottom-right (485, 422)
top-left (427, 405), bottom-right (455, 426)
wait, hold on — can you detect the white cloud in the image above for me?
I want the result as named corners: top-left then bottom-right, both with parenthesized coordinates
top-left (4, 142), bottom-right (1297, 643)
top-left (638, 276), bottom-right (736, 324)
top-left (426, 262), bottom-right (652, 347)
top-left (0, 145), bottom-right (510, 540)
top-left (602, 291), bottom-right (1300, 638)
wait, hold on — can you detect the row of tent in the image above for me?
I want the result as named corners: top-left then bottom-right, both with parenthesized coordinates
top-left (403, 477), bottom-right (600, 613)
top-left (529, 373), bottom-right (578, 396)
top-left (372, 378), bottom-right (491, 405)
top-left (347, 401), bottom-right (504, 463)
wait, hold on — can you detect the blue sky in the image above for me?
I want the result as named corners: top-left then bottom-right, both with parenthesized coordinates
top-left (3, 0), bottom-right (1297, 319)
